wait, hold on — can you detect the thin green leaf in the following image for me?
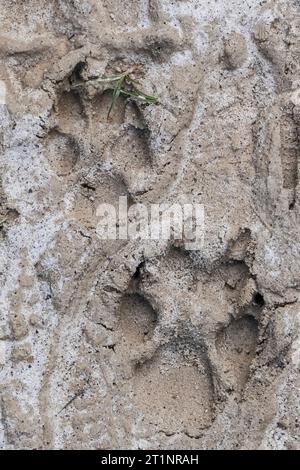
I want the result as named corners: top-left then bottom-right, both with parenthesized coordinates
top-left (72, 73), bottom-right (125, 89)
top-left (120, 88), bottom-right (160, 105)
top-left (73, 70), bottom-right (160, 115)
top-left (95, 74), bottom-right (125, 83)
top-left (107, 77), bottom-right (123, 119)
top-left (124, 76), bottom-right (142, 87)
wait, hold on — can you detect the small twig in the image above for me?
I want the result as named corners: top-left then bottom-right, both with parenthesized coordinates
top-left (57, 389), bottom-right (85, 415)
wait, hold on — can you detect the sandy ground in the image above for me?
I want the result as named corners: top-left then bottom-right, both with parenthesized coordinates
top-left (0, 0), bottom-right (300, 449)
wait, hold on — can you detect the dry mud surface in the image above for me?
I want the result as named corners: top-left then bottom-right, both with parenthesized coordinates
top-left (0, 0), bottom-right (300, 450)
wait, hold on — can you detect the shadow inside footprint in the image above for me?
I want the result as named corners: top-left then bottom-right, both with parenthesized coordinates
top-left (216, 315), bottom-right (258, 394)
top-left (92, 89), bottom-right (127, 125)
top-left (132, 347), bottom-right (214, 437)
top-left (56, 89), bottom-right (85, 134)
top-left (44, 129), bottom-right (79, 177)
top-left (116, 294), bottom-right (157, 353)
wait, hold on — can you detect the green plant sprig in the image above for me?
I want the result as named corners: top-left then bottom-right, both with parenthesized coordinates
top-left (75, 70), bottom-right (160, 118)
